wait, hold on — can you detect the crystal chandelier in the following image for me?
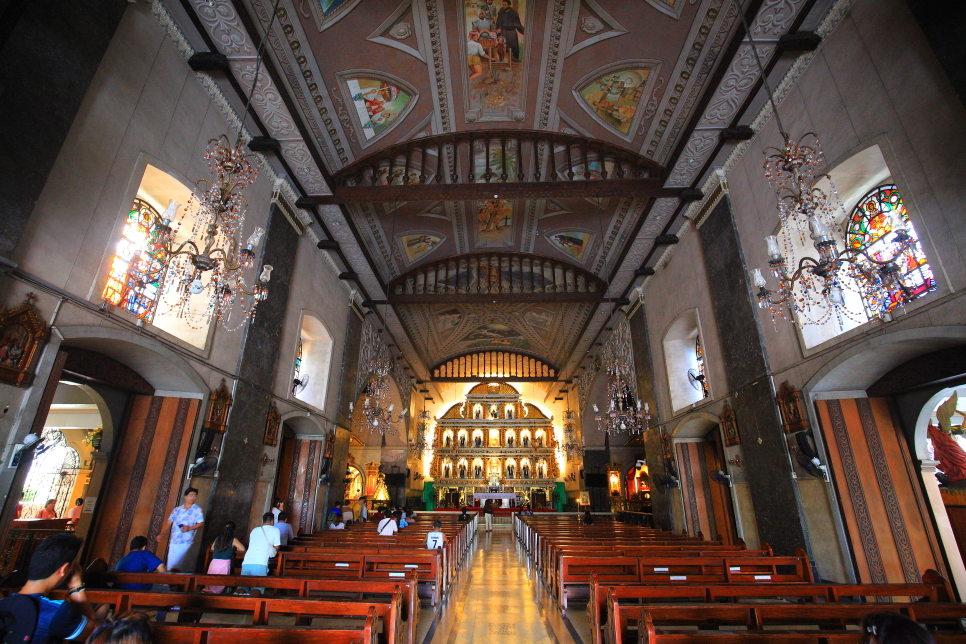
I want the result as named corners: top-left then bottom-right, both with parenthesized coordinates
top-left (145, 136), bottom-right (272, 330)
top-left (409, 408), bottom-right (430, 457)
top-left (563, 409), bottom-right (584, 461)
top-left (728, 7), bottom-right (925, 328)
top-left (352, 359), bottom-right (407, 435)
top-left (592, 323), bottom-right (650, 435)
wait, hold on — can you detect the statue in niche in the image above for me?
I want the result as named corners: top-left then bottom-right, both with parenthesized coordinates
top-left (459, 463), bottom-right (467, 478)
top-left (475, 407), bottom-right (482, 419)
top-left (537, 464), bottom-right (545, 478)
top-left (522, 435), bottom-right (529, 447)
top-left (445, 435), bottom-right (452, 447)
top-left (507, 407), bottom-right (514, 419)
top-left (521, 464), bottom-right (530, 478)
top-left (490, 405), bottom-right (499, 419)
top-left (507, 464), bottom-right (515, 478)
top-left (507, 436), bottom-right (514, 448)
top-left (459, 435), bottom-right (466, 447)
top-left (474, 464), bottom-right (483, 478)
top-left (474, 436), bottom-right (482, 447)
top-left (443, 463), bottom-right (452, 477)
top-left (373, 473), bottom-right (389, 501)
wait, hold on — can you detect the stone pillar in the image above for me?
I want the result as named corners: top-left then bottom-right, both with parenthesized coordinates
top-left (698, 196), bottom-right (810, 556)
top-left (201, 205), bottom-right (299, 545)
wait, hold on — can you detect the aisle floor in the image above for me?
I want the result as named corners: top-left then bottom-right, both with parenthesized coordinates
top-left (417, 528), bottom-right (591, 644)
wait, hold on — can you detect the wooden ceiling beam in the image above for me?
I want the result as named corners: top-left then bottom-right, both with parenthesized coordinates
top-left (302, 179), bottom-right (684, 204)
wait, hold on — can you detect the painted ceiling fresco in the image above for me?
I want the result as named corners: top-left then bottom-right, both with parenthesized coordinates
top-left (174, 0), bottom-right (815, 380)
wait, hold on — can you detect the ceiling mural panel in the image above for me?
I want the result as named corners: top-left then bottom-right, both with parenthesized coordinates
top-left (170, 0), bottom-right (819, 381)
top-left (573, 60), bottom-right (663, 142)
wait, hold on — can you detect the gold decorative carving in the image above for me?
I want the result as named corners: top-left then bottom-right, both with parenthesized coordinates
top-left (720, 404), bottom-right (740, 446)
top-left (776, 381), bottom-right (810, 434)
top-left (0, 294), bottom-right (49, 387)
top-left (203, 379), bottom-right (233, 434)
top-left (263, 401), bottom-right (281, 446)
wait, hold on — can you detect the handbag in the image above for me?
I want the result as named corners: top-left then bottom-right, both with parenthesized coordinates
top-left (260, 526), bottom-right (278, 558)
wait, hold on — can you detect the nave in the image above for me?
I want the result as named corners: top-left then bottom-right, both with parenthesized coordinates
top-left (419, 529), bottom-right (584, 644)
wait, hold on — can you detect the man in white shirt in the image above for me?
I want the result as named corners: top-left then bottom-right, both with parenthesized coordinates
top-left (238, 513), bottom-right (280, 596)
top-left (467, 31), bottom-right (494, 80)
top-left (426, 521), bottom-right (445, 550)
top-left (377, 512), bottom-right (398, 536)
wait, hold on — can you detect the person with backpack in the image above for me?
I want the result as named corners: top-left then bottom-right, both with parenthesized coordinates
top-left (0, 532), bottom-right (99, 644)
top-left (377, 511), bottom-right (398, 536)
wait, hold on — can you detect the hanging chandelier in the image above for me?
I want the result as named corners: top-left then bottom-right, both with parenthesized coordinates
top-left (751, 132), bottom-right (921, 326)
top-left (563, 409), bottom-right (584, 461)
top-left (727, 4), bottom-right (922, 327)
top-left (144, 137), bottom-right (272, 330)
top-left (409, 408), bottom-right (430, 457)
top-left (593, 323), bottom-right (649, 435)
top-left (352, 360), bottom-right (407, 435)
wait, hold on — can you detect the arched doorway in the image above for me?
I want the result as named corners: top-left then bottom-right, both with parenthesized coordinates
top-left (804, 326), bottom-right (966, 597)
top-left (272, 413), bottom-right (331, 536)
top-left (669, 413), bottom-right (741, 544)
top-left (0, 325), bottom-right (206, 577)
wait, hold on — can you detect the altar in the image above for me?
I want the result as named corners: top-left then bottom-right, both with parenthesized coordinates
top-left (473, 492), bottom-right (519, 507)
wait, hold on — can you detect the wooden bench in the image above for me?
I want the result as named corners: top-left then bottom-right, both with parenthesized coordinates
top-left (152, 607), bottom-right (377, 644)
top-left (557, 552), bottom-right (812, 609)
top-left (42, 588), bottom-right (401, 644)
top-left (587, 570), bottom-right (954, 644)
top-left (612, 604), bottom-right (966, 644)
top-left (85, 570), bottom-right (420, 644)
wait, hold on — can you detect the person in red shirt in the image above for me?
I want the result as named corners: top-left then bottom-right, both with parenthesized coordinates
top-left (37, 499), bottom-right (58, 519)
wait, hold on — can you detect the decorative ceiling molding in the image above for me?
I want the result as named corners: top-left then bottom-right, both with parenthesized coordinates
top-left (366, 0), bottom-right (425, 62)
top-left (695, 44), bottom-right (776, 129)
top-left (563, 0), bottom-right (628, 58)
top-left (572, 59), bottom-right (663, 143)
top-left (556, 109), bottom-right (593, 137)
top-left (424, 0), bottom-right (456, 133)
top-left (534, 0), bottom-right (568, 131)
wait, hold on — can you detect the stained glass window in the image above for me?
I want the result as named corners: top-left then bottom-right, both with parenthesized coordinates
top-left (695, 337), bottom-right (709, 399)
top-left (102, 198), bottom-right (168, 320)
top-left (292, 336), bottom-right (303, 396)
top-left (846, 184), bottom-right (935, 316)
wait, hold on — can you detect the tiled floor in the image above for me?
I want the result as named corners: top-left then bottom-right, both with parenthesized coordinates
top-left (417, 529), bottom-right (590, 644)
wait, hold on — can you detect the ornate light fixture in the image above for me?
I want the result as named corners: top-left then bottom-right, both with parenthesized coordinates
top-left (409, 407), bottom-right (430, 457)
top-left (593, 321), bottom-right (650, 435)
top-left (731, 6), bottom-right (924, 327)
top-left (352, 359), bottom-right (407, 435)
top-left (563, 409), bottom-right (584, 461)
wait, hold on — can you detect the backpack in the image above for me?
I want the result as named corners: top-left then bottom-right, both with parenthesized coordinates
top-left (0, 594), bottom-right (39, 644)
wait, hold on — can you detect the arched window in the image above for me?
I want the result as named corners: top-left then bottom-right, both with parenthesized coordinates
top-left (103, 165), bottom-right (212, 348)
top-left (846, 184), bottom-right (935, 316)
top-left (663, 309), bottom-right (709, 411)
top-left (292, 314), bottom-right (334, 411)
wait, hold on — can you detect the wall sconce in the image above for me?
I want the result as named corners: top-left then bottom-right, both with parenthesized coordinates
top-left (728, 454), bottom-right (742, 468)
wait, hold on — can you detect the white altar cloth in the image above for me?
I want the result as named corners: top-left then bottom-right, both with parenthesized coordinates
top-left (473, 492), bottom-right (519, 507)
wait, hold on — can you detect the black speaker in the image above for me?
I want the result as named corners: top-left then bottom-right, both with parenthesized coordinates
top-left (384, 473), bottom-right (407, 487)
top-left (584, 472), bottom-right (606, 487)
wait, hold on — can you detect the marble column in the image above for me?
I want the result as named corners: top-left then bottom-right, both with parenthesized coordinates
top-left (698, 196), bottom-right (810, 555)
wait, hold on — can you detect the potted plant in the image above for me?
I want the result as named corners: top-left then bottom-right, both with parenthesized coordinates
top-left (83, 427), bottom-right (103, 452)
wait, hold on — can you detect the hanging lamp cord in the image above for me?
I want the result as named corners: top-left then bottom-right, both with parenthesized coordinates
top-left (235, 0), bottom-right (286, 146)
top-left (733, 0), bottom-right (789, 141)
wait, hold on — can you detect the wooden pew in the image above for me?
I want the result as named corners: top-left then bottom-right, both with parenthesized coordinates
top-left (612, 604), bottom-right (966, 644)
top-left (557, 552), bottom-right (812, 609)
top-left (43, 588), bottom-right (401, 644)
top-left (586, 570), bottom-right (954, 644)
top-left (152, 606), bottom-right (377, 644)
top-left (84, 571), bottom-right (420, 644)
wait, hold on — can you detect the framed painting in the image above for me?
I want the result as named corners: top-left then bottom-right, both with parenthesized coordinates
top-left (203, 379), bottom-right (233, 434)
top-left (720, 404), bottom-right (740, 446)
top-left (777, 381), bottom-right (810, 434)
top-left (264, 401), bottom-right (281, 447)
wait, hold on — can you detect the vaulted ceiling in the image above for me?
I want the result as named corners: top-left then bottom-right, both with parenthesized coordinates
top-left (168, 0), bottom-right (828, 385)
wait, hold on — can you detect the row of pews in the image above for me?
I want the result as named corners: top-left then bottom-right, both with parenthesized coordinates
top-left (2, 515), bottom-right (478, 644)
top-left (515, 514), bottom-right (966, 644)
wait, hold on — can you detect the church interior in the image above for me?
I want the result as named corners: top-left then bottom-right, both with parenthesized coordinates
top-left (2, 0), bottom-right (966, 641)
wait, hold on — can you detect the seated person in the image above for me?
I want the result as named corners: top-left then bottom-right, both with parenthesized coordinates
top-left (85, 611), bottom-right (153, 644)
top-left (275, 511), bottom-right (295, 545)
top-left (329, 516), bottom-right (345, 530)
top-left (426, 521), bottom-right (445, 550)
top-left (377, 512), bottom-right (398, 536)
top-left (115, 536), bottom-right (166, 590)
top-left (582, 510), bottom-right (595, 525)
top-left (458, 506), bottom-right (472, 521)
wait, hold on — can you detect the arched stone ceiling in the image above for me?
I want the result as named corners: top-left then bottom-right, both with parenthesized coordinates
top-left (170, 0), bottom-right (818, 382)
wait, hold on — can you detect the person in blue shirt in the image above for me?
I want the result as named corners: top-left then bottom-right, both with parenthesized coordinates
top-left (5, 532), bottom-right (100, 644)
top-left (114, 536), bottom-right (167, 590)
top-left (275, 511), bottom-right (295, 545)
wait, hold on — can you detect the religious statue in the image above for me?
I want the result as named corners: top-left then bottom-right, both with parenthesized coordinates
top-left (460, 435), bottom-right (467, 447)
top-left (474, 464), bottom-right (483, 478)
top-left (507, 464), bottom-right (514, 478)
top-left (445, 435), bottom-right (452, 447)
top-left (475, 436), bottom-right (482, 447)
top-left (929, 392), bottom-right (966, 486)
top-left (373, 472), bottom-right (390, 501)
top-left (507, 436), bottom-right (514, 448)
top-left (459, 464), bottom-right (467, 478)
top-left (521, 464), bottom-right (530, 478)
top-left (522, 435), bottom-right (529, 447)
